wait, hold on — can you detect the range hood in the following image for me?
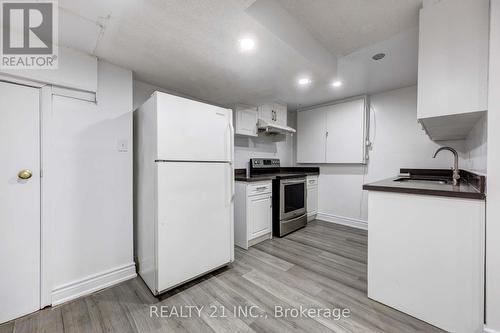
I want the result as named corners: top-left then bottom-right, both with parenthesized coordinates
top-left (257, 119), bottom-right (296, 135)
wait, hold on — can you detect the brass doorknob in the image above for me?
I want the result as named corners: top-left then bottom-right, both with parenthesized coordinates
top-left (18, 169), bottom-right (32, 180)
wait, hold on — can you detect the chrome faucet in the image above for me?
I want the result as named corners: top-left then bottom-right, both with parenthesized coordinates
top-left (433, 147), bottom-right (460, 186)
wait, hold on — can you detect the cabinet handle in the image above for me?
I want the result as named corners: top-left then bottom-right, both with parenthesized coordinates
top-left (256, 186), bottom-right (267, 190)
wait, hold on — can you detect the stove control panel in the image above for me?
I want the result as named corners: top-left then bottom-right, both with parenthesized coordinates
top-left (250, 158), bottom-right (280, 169)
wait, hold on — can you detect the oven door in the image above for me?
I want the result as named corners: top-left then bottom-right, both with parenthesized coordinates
top-left (280, 178), bottom-right (307, 221)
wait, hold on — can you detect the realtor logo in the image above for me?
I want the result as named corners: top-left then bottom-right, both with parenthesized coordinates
top-left (1, 0), bottom-right (58, 69)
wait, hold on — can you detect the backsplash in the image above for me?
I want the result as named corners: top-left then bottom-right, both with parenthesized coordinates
top-left (234, 118), bottom-right (295, 169)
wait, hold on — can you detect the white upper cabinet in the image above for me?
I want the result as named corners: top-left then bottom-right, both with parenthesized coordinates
top-left (258, 103), bottom-right (273, 123)
top-left (258, 102), bottom-right (287, 127)
top-left (234, 105), bottom-right (258, 137)
top-left (274, 103), bottom-right (287, 126)
top-left (297, 97), bottom-right (368, 164)
top-left (325, 99), bottom-right (366, 163)
top-left (417, 0), bottom-right (489, 140)
top-left (297, 107), bottom-right (327, 163)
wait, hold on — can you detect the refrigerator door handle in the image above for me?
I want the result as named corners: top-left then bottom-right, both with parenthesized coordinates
top-left (229, 120), bottom-right (234, 164)
top-left (228, 120), bottom-right (235, 203)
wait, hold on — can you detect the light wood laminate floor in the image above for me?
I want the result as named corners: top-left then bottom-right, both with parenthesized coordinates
top-left (0, 220), bottom-right (444, 333)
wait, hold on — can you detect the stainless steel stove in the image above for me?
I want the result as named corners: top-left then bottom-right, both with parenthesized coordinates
top-left (250, 158), bottom-right (307, 237)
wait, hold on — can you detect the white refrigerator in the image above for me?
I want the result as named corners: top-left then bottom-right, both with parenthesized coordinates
top-left (134, 91), bottom-right (234, 295)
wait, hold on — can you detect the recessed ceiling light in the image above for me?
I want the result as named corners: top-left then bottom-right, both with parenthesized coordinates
top-left (332, 80), bottom-right (342, 88)
top-left (298, 78), bottom-right (312, 85)
top-left (239, 38), bottom-right (256, 52)
top-left (372, 53), bottom-right (386, 61)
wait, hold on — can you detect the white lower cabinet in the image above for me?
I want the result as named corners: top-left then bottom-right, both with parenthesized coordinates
top-left (367, 191), bottom-right (485, 333)
top-left (306, 175), bottom-right (318, 221)
top-left (234, 181), bottom-right (272, 249)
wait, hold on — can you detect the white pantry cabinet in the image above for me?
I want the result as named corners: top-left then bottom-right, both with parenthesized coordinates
top-left (297, 97), bottom-right (368, 164)
top-left (234, 181), bottom-right (273, 249)
top-left (258, 103), bottom-right (287, 127)
top-left (234, 105), bottom-right (258, 137)
top-left (306, 176), bottom-right (318, 222)
top-left (417, 0), bottom-right (489, 140)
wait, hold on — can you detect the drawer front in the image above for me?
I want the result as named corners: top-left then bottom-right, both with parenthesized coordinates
top-left (248, 182), bottom-right (272, 196)
top-left (306, 176), bottom-right (318, 187)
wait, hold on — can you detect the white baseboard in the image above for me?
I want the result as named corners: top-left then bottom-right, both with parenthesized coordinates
top-left (485, 327), bottom-right (500, 333)
top-left (51, 263), bottom-right (137, 306)
top-left (316, 212), bottom-right (368, 230)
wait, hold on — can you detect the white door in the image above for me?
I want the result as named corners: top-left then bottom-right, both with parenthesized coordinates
top-left (0, 82), bottom-right (40, 323)
top-left (155, 92), bottom-right (232, 161)
top-left (296, 109), bottom-right (327, 163)
top-left (248, 194), bottom-right (272, 239)
top-left (156, 162), bottom-right (232, 292)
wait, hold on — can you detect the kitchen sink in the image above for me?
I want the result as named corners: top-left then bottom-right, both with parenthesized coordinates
top-left (393, 177), bottom-right (451, 185)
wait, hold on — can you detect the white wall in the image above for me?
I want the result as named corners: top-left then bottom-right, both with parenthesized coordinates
top-left (134, 79), bottom-right (296, 169)
top-left (486, 0), bottom-right (500, 331)
top-left (234, 130), bottom-right (294, 169)
top-left (45, 60), bottom-right (135, 304)
top-left (465, 114), bottom-right (487, 175)
top-left (303, 86), bottom-right (476, 223)
top-left (1, 46), bottom-right (98, 92)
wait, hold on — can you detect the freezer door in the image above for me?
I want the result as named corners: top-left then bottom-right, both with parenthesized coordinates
top-left (156, 162), bottom-right (233, 292)
top-left (156, 93), bottom-right (232, 162)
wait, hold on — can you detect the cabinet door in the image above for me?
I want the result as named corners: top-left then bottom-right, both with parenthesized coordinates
top-left (307, 186), bottom-right (318, 214)
top-left (235, 107), bottom-right (258, 136)
top-left (417, 0), bottom-right (489, 119)
top-left (297, 109), bottom-right (326, 163)
top-left (248, 194), bottom-right (272, 239)
top-left (274, 103), bottom-right (287, 126)
top-left (325, 98), bottom-right (366, 164)
top-left (258, 104), bottom-right (273, 122)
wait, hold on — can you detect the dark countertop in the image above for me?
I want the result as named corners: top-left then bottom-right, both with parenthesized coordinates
top-left (363, 169), bottom-right (486, 200)
top-left (235, 174), bottom-right (275, 182)
top-left (235, 167), bottom-right (319, 182)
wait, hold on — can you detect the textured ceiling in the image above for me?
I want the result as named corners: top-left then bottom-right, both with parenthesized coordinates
top-left (58, 0), bottom-right (422, 109)
top-left (275, 0), bottom-right (422, 56)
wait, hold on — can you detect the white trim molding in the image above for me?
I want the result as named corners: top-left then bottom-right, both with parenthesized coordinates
top-left (40, 85), bottom-right (53, 308)
top-left (316, 212), bottom-right (368, 230)
top-left (51, 263), bottom-right (136, 306)
top-left (485, 327), bottom-right (500, 333)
